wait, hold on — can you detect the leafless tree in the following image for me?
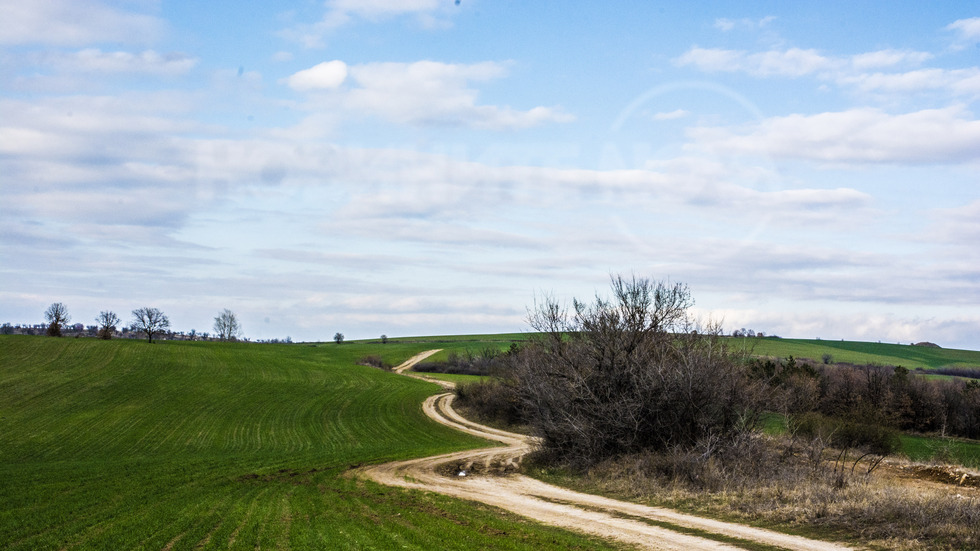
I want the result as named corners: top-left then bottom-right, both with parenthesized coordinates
top-left (96, 310), bottom-right (120, 340)
top-left (131, 307), bottom-right (170, 343)
top-left (334, 332), bottom-right (344, 344)
top-left (511, 275), bottom-right (764, 467)
top-left (213, 309), bottom-right (241, 341)
top-left (44, 302), bottom-right (71, 337)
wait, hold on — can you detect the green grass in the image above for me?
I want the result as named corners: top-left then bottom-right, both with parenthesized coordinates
top-left (898, 434), bottom-right (980, 468)
top-left (729, 337), bottom-right (980, 370)
top-left (759, 413), bottom-right (980, 468)
top-left (412, 372), bottom-right (487, 385)
top-left (381, 333), bottom-right (980, 371)
top-left (356, 333), bottom-right (531, 345)
top-left (0, 336), bottom-right (620, 551)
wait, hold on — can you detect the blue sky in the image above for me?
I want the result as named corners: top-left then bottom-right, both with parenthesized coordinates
top-left (2, 1), bottom-right (980, 348)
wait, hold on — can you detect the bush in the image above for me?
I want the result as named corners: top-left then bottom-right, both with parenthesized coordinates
top-left (357, 355), bottom-right (391, 370)
top-left (412, 347), bottom-right (507, 376)
top-left (791, 412), bottom-right (900, 456)
top-left (511, 276), bottom-right (767, 468)
top-left (455, 379), bottom-right (523, 427)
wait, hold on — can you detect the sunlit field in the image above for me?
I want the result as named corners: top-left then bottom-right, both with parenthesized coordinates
top-left (0, 336), bottom-right (617, 550)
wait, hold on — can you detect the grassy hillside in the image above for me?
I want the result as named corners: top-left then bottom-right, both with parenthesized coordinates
top-left (386, 332), bottom-right (980, 371)
top-left (0, 336), bottom-right (617, 551)
top-left (728, 337), bottom-right (980, 370)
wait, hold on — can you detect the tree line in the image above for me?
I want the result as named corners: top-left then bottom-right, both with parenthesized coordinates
top-left (27, 303), bottom-right (243, 343)
top-left (754, 355), bottom-right (980, 441)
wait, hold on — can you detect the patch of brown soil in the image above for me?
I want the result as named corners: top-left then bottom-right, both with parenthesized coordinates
top-left (882, 462), bottom-right (980, 497)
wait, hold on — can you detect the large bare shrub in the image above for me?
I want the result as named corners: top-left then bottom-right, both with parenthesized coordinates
top-left (512, 275), bottom-right (765, 467)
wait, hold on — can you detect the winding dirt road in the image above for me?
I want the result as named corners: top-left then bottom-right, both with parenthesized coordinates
top-left (359, 351), bottom-right (855, 551)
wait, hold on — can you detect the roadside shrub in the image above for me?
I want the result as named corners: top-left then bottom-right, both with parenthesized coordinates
top-left (412, 347), bottom-right (505, 376)
top-left (455, 379), bottom-right (523, 427)
top-left (512, 276), bottom-right (767, 468)
top-left (357, 355), bottom-right (391, 370)
top-left (791, 412), bottom-right (900, 456)
top-left (931, 366), bottom-right (980, 380)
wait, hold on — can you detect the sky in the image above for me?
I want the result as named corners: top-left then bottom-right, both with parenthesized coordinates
top-left (2, 1), bottom-right (979, 348)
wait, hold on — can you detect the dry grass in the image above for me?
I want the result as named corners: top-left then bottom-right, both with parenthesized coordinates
top-left (533, 435), bottom-right (980, 550)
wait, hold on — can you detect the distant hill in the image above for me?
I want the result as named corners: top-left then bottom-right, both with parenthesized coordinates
top-left (727, 337), bottom-right (980, 370)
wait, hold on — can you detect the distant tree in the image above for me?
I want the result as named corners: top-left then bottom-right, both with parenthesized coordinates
top-left (380, 334), bottom-right (388, 344)
top-left (1, 323), bottom-right (13, 335)
top-left (44, 303), bottom-right (71, 337)
top-left (95, 310), bottom-right (120, 340)
top-left (213, 309), bottom-right (242, 341)
top-left (334, 332), bottom-right (345, 345)
top-left (131, 307), bottom-right (170, 343)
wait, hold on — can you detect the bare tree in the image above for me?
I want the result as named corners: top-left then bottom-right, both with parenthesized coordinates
top-left (44, 302), bottom-right (71, 337)
top-left (131, 307), bottom-right (170, 343)
top-left (96, 310), bottom-right (120, 340)
top-left (380, 334), bottom-right (388, 344)
top-left (334, 332), bottom-right (344, 345)
top-left (511, 275), bottom-right (764, 467)
top-left (213, 309), bottom-right (242, 341)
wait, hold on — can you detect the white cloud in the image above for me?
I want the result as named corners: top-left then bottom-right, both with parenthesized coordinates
top-left (280, 0), bottom-right (455, 48)
top-left (675, 45), bottom-right (974, 99)
top-left (929, 200), bottom-right (980, 246)
top-left (288, 60), bottom-right (574, 129)
top-left (689, 106), bottom-right (980, 164)
top-left (48, 49), bottom-right (198, 76)
top-left (840, 68), bottom-right (980, 96)
top-left (329, 0), bottom-right (443, 19)
top-left (675, 47), bottom-right (833, 77)
top-left (713, 16), bottom-right (776, 32)
top-left (0, 0), bottom-right (162, 46)
top-left (285, 60), bottom-right (348, 91)
top-left (674, 47), bottom-right (746, 72)
top-left (714, 18), bottom-right (736, 32)
top-left (849, 49), bottom-right (933, 70)
top-left (653, 109), bottom-right (689, 121)
top-left (947, 17), bottom-right (980, 42)
top-left (676, 46), bottom-right (933, 77)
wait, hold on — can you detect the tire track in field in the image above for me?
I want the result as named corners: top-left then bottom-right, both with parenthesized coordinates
top-left (359, 350), bottom-right (856, 551)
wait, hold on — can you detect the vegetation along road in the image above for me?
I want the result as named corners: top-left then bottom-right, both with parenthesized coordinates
top-left (360, 351), bottom-right (855, 551)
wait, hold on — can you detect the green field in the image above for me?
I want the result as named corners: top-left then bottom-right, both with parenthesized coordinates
top-left (727, 337), bottom-right (980, 370)
top-left (358, 333), bottom-right (531, 346)
top-left (898, 434), bottom-right (980, 468)
top-left (0, 336), bottom-right (618, 550)
top-left (389, 333), bottom-right (980, 371)
top-left (4, 332), bottom-right (978, 550)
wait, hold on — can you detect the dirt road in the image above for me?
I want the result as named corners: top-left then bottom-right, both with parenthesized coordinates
top-left (359, 351), bottom-right (855, 551)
